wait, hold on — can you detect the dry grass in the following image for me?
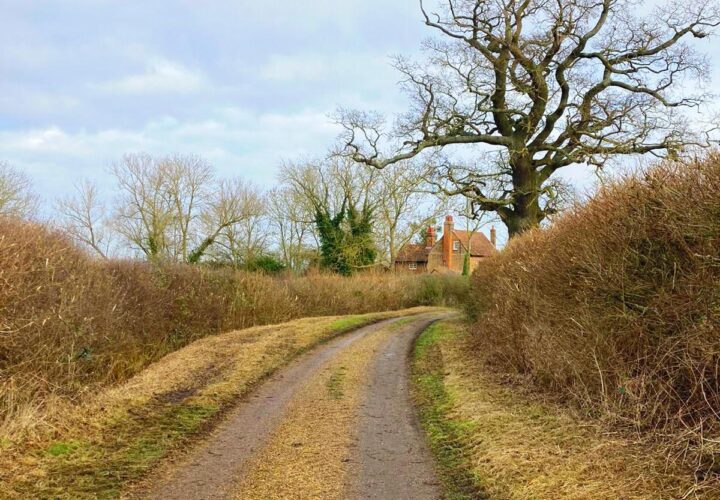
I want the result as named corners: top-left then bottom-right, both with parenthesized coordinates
top-left (469, 154), bottom-right (720, 487)
top-left (414, 319), bottom-right (697, 499)
top-left (0, 307), bottom-right (439, 498)
top-left (0, 217), bottom-right (466, 445)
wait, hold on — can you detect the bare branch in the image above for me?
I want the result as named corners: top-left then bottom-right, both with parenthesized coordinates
top-left (0, 161), bottom-right (38, 219)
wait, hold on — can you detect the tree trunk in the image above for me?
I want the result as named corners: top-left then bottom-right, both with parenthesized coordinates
top-left (504, 157), bottom-right (544, 238)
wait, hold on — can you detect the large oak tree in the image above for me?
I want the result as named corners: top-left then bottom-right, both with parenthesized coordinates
top-left (339, 0), bottom-right (719, 236)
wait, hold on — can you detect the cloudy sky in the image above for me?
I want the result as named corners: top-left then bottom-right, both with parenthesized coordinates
top-left (1, 0), bottom-right (427, 207)
top-left (2, 0), bottom-right (719, 218)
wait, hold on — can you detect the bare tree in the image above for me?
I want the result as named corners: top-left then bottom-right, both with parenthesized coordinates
top-left (0, 161), bottom-right (38, 218)
top-left (161, 154), bottom-right (214, 262)
top-left (281, 157), bottom-right (378, 219)
top-left (112, 153), bottom-right (176, 260)
top-left (267, 187), bottom-right (318, 271)
top-left (56, 180), bottom-right (114, 258)
top-left (112, 153), bottom-right (254, 263)
top-left (201, 178), bottom-right (269, 266)
top-left (281, 157), bottom-right (379, 273)
top-left (373, 161), bottom-right (448, 265)
top-left (339, 0), bottom-right (720, 236)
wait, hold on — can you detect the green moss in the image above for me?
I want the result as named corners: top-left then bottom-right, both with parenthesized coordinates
top-left (386, 317), bottom-right (415, 330)
top-left (47, 441), bottom-right (81, 457)
top-left (412, 322), bottom-right (488, 500)
top-left (327, 315), bottom-right (370, 332)
top-left (17, 403), bottom-right (219, 499)
top-left (326, 366), bottom-right (347, 400)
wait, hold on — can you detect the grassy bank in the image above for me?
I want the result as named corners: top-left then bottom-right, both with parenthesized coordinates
top-left (468, 154), bottom-right (720, 484)
top-left (413, 319), bottom-right (697, 499)
top-left (0, 307), bottom-right (440, 498)
top-left (412, 320), bottom-right (486, 500)
top-left (0, 217), bottom-right (467, 443)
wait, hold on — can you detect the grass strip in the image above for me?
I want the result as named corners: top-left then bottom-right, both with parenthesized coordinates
top-left (412, 321), bottom-right (488, 500)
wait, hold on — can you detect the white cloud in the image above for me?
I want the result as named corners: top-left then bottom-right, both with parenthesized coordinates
top-left (98, 59), bottom-right (207, 94)
top-left (0, 43), bottom-right (60, 72)
top-left (0, 108), bottom-right (341, 212)
top-left (0, 85), bottom-right (80, 117)
top-left (257, 53), bottom-right (392, 84)
top-left (259, 55), bottom-right (329, 82)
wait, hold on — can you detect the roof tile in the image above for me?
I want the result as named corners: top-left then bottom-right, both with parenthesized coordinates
top-left (452, 230), bottom-right (497, 257)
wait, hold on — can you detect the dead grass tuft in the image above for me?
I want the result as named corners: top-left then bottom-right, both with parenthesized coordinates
top-left (415, 319), bottom-right (699, 499)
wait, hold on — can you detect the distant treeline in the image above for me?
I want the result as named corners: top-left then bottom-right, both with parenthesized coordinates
top-left (0, 155), bottom-right (457, 274)
top-left (0, 216), bottom-right (468, 435)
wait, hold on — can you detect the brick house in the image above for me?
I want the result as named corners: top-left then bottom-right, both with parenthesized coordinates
top-left (393, 215), bottom-right (497, 274)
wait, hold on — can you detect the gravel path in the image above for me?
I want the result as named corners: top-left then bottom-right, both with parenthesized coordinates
top-left (146, 314), bottom-right (444, 500)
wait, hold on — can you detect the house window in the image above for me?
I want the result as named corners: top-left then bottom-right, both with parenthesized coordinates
top-left (453, 240), bottom-right (460, 251)
top-left (409, 263), bottom-right (418, 270)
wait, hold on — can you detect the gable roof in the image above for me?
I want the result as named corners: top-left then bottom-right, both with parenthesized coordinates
top-left (451, 230), bottom-right (497, 257)
top-left (395, 243), bottom-right (431, 263)
top-left (394, 229), bottom-right (497, 264)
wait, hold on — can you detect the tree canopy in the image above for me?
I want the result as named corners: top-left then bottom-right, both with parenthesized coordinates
top-left (339, 0), bottom-right (720, 236)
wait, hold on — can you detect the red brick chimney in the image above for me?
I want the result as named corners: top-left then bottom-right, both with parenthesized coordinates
top-left (426, 226), bottom-right (435, 248)
top-left (443, 215), bottom-right (453, 268)
top-left (490, 226), bottom-right (497, 248)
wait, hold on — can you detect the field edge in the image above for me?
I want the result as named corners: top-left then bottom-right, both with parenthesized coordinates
top-left (410, 318), bottom-right (700, 499)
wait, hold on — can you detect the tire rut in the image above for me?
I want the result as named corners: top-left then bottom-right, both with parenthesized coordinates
top-left (346, 316), bottom-right (444, 500)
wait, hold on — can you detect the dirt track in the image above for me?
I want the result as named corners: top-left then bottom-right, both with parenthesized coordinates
top-left (347, 316), bottom-right (441, 499)
top-left (146, 314), bottom-right (444, 499)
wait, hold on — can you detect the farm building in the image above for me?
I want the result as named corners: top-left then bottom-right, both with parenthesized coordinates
top-left (393, 215), bottom-right (497, 274)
